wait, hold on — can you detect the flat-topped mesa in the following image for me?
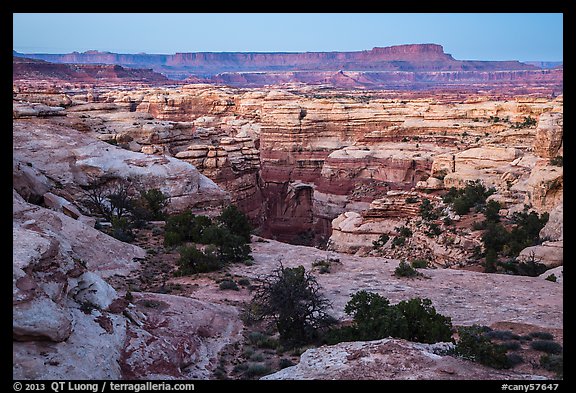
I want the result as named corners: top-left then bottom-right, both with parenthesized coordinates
top-left (17, 44), bottom-right (539, 79)
top-left (369, 44), bottom-right (451, 60)
top-left (13, 56), bottom-right (169, 84)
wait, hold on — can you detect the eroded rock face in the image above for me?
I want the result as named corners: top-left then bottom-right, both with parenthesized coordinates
top-left (121, 292), bottom-right (242, 380)
top-left (13, 119), bottom-right (228, 214)
top-left (262, 339), bottom-right (545, 380)
top-left (13, 193), bottom-right (244, 379)
top-left (13, 190), bottom-right (139, 378)
top-left (327, 191), bottom-right (480, 265)
top-left (533, 112), bottom-right (563, 159)
top-left (13, 81), bottom-right (562, 252)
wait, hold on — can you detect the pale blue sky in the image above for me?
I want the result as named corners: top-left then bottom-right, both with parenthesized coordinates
top-left (13, 13), bottom-right (563, 61)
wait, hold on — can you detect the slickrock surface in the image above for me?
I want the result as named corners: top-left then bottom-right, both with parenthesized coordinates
top-left (261, 339), bottom-right (545, 380)
top-left (178, 238), bottom-right (562, 330)
top-left (121, 292), bottom-right (242, 380)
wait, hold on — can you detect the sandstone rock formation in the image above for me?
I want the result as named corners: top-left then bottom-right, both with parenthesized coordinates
top-left (13, 56), bottom-right (169, 84)
top-left (518, 203), bottom-right (563, 268)
top-left (13, 118), bottom-right (228, 214)
top-left (13, 47), bottom-right (564, 381)
top-left (13, 171), bottom-right (241, 380)
top-left (262, 338), bottom-right (544, 380)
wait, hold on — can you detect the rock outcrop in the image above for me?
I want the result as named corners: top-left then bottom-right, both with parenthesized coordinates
top-left (13, 189), bottom-right (242, 380)
top-left (262, 338), bottom-right (544, 380)
top-left (13, 56), bottom-right (169, 84)
top-left (518, 203), bottom-right (563, 268)
top-left (13, 118), bottom-right (228, 214)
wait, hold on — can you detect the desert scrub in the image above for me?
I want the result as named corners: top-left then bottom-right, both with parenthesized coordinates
top-left (219, 279), bottom-right (239, 291)
top-left (530, 340), bottom-right (562, 354)
top-left (324, 291), bottom-right (453, 345)
top-left (372, 233), bottom-right (390, 249)
top-left (540, 354), bottom-right (563, 379)
top-left (394, 260), bottom-right (423, 278)
top-left (410, 259), bottom-right (429, 269)
top-left (454, 325), bottom-right (510, 369)
top-left (484, 330), bottom-right (520, 341)
top-left (528, 331), bottom-right (554, 340)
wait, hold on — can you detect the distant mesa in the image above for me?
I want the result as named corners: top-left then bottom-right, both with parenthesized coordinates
top-left (15, 44), bottom-right (537, 76)
top-left (13, 44), bottom-right (562, 90)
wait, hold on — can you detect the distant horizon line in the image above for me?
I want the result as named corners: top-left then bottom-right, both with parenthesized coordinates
top-left (12, 44), bottom-right (563, 63)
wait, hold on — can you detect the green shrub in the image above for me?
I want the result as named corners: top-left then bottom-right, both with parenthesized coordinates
top-left (454, 325), bottom-right (510, 369)
top-left (201, 225), bottom-right (252, 263)
top-left (325, 291), bottom-right (453, 345)
top-left (372, 234), bottom-right (390, 249)
top-left (483, 200), bottom-right (501, 223)
top-left (238, 278), bottom-right (251, 286)
top-left (512, 116), bottom-right (537, 129)
top-left (395, 226), bottom-right (413, 238)
top-left (394, 260), bottom-right (422, 278)
top-left (312, 258), bottom-right (333, 274)
top-left (528, 331), bottom-right (554, 340)
top-left (247, 332), bottom-right (280, 350)
top-left (176, 246), bottom-right (222, 275)
top-left (411, 259), bottom-right (429, 269)
top-left (425, 222), bottom-right (442, 237)
top-left (110, 217), bottom-right (135, 243)
top-left (540, 354), bottom-right (563, 379)
top-left (419, 198), bottom-right (440, 220)
top-left (395, 298), bottom-right (453, 343)
top-left (443, 180), bottom-right (495, 216)
top-left (163, 231), bottom-right (182, 247)
top-left (164, 211), bottom-right (212, 246)
top-left (506, 353), bottom-right (524, 366)
top-left (499, 253), bottom-right (548, 277)
top-left (248, 352), bottom-right (264, 362)
top-left (391, 236), bottom-right (405, 248)
top-left (545, 274), bottom-right (557, 282)
top-left (500, 341), bottom-right (521, 351)
top-left (243, 363), bottom-right (271, 378)
top-left (530, 340), bottom-right (562, 354)
top-left (133, 188), bottom-right (169, 221)
top-left (405, 196), bottom-right (419, 204)
top-left (247, 332), bottom-right (266, 345)
top-left (219, 279), bottom-right (239, 291)
top-left (485, 330), bottom-right (520, 341)
top-left (549, 156), bottom-right (563, 167)
top-left (218, 204), bottom-right (252, 242)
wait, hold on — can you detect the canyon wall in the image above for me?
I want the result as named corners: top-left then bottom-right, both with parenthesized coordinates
top-left (12, 67), bottom-right (563, 261)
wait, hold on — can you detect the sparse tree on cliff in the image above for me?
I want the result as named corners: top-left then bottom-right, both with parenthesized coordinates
top-left (249, 263), bottom-right (335, 347)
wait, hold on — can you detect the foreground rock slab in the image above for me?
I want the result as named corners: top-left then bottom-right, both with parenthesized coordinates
top-left (262, 338), bottom-right (546, 380)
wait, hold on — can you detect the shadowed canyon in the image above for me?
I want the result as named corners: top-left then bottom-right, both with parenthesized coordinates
top-left (13, 44), bottom-right (563, 381)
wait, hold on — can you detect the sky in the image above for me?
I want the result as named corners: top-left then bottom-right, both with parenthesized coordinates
top-left (13, 13), bottom-right (563, 62)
